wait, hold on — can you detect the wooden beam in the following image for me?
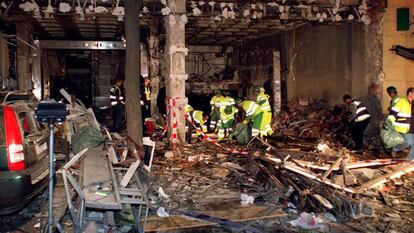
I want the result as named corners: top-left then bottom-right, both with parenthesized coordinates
top-left (144, 205), bottom-right (286, 232)
top-left (31, 19), bottom-right (51, 38)
top-left (55, 15), bottom-right (81, 39)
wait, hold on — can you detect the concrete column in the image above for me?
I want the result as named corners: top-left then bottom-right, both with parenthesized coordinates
top-left (16, 22), bottom-right (31, 91)
top-left (165, 0), bottom-right (188, 144)
top-left (364, 21), bottom-right (383, 95)
top-left (148, 25), bottom-right (160, 118)
top-left (272, 51), bottom-right (281, 116)
top-left (124, 0), bottom-right (143, 146)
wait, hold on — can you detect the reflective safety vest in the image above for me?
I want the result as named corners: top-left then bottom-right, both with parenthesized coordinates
top-left (144, 86), bottom-right (151, 101)
top-left (256, 93), bottom-right (271, 112)
top-left (241, 100), bottom-right (262, 118)
top-left (210, 94), bottom-right (223, 109)
top-left (388, 97), bottom-right (412, 133)
top-left (220, 106), bottom-right (237, 124)
top-left (185, 105), bottom-right (207, 132)
top-left (184, 104), bottom-right (194, 113)
top-left (110, 85), bottom-right (124, 106)
top-left (390, 95), bottom-right (401, 108)
top-left (351, 100), bottom-right (370, 122)
top-left (221, 96), bottom-right (235, 107)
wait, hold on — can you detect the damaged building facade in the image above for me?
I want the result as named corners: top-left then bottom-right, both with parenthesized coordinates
top-left (0, 0), bottom-right (392, 135)
top-left (1, 0), bottom-right (414, 232)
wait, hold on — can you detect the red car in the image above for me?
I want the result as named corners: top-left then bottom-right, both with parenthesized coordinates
top-left (0, 93), bottom-right (49, 214)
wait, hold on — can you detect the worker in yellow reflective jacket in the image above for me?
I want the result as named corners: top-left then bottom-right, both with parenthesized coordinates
top-left (217, 92), bottom-right (236, 140)
top-left (185, 104), bottom-right (208, 143)
top-left (218, 105), bottom-right (238, 141)
top-left (236, 99), bottom-right (263, 138)
top-left (387, 87), bottom-right (414, 160)
top-left (140, 77), bottom-right (151, 120)
top-left (209, 90), bottom-right (223, 132)
top-left (386, 86), bottom-right (401, 111)
top-left (255, 87), bottom-right (274, 137)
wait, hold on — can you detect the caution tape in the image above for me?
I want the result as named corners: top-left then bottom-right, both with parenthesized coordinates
top-left (158, 97), bottom-right (181, 149)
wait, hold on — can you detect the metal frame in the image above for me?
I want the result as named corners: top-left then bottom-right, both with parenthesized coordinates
top-left (62, 148), bottom-right (88, 233)
top-left (31, 40), bottom-right (126, 100)
top-left (37, 40), bottom-right (126, 50)
top-left (111, 164), bottom-right (150, 233)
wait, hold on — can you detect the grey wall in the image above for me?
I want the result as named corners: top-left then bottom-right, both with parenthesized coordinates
top-left (284, 23), bottom-right (369, 105)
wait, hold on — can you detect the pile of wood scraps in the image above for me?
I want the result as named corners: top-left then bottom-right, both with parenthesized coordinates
top-left (272, 98), bottom-right (354, 149)
top-left (253, 137), bottom-right (414, 220)
top-left (273, 98), bottom-right (334, 139)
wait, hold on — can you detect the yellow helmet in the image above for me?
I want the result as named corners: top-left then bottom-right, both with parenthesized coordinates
top-left (184, 104), bottom-right (193, 113)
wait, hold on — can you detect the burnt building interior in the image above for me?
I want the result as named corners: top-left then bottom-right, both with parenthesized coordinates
top-left (1, 0), bottom-right (414, 232)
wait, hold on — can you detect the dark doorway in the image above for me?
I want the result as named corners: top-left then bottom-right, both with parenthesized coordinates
top-left (65, 52), bottom-right (92, 107)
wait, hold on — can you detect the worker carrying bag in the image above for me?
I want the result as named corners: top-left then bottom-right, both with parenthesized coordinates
top-left (380, 119), bottom-right (405, 149)
top-left (230, 123), bottom-right (251, 145)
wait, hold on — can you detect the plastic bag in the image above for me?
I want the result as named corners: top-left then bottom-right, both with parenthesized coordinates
top-left (230, 123), bottom-right (251, 145)
top-left (381, 120), bottom-right (404, 149)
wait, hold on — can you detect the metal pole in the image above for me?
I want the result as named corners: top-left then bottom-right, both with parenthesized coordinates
top-left (48, 123), bottom-right (55, 233)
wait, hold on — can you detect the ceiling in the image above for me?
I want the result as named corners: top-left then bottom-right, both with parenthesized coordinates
top-left (0, 0), bottom-right (375, 45)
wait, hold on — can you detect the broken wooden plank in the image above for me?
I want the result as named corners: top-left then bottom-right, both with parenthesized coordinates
top-left (121, 148), bottom-right (128, 162)
top-left (144, 205), bottom-right (286, 232)
top-left (60, 88), bottom-right (82, 110)
top-left (283, 162), bottom-right (357, 194)
top-left (356, 161), bottom-right (414, 193)
top-left (64, 148), bottom-right (88, 170)
top-left (113, 132), bottom-right (125, 140)
top-left (120, 160), bottom-right (140, 187)
top-left (321, 157), bottom-right (343, 181)
top-left (87, 108), bottom-right (100, 129)
top-left (108, 146), bottom-right (118, 164)
top-left (104, 127), bottom-right (112, 140)
top-left (294, 158), bottom-right (405, 171)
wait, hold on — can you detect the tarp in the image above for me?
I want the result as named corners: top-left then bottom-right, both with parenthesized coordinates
top-left (71, 126), bottom-right (104, 153)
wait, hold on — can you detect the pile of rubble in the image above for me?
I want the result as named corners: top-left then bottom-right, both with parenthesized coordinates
top-left (55, 91), bottom-right (414, 232)
top-left (274, 98), bottom-right (334, 138)
top-left (273, 98), bottom-right (354, 149)
top-left (252, 136), bottom-right (414, 232)
top-left (145, 134), bottom-right (414, 232)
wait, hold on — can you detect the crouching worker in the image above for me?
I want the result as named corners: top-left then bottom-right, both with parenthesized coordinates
top-left (343, 94), bottom-right (371, 150)
top-left (218, 105), bottom-right (238, 141)
top-left (387, 87), bottom-right (414, 160)
top-left (236, 99), bottom-right (263, 138)
top-left (184, 105), bottom-right (208, 143)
